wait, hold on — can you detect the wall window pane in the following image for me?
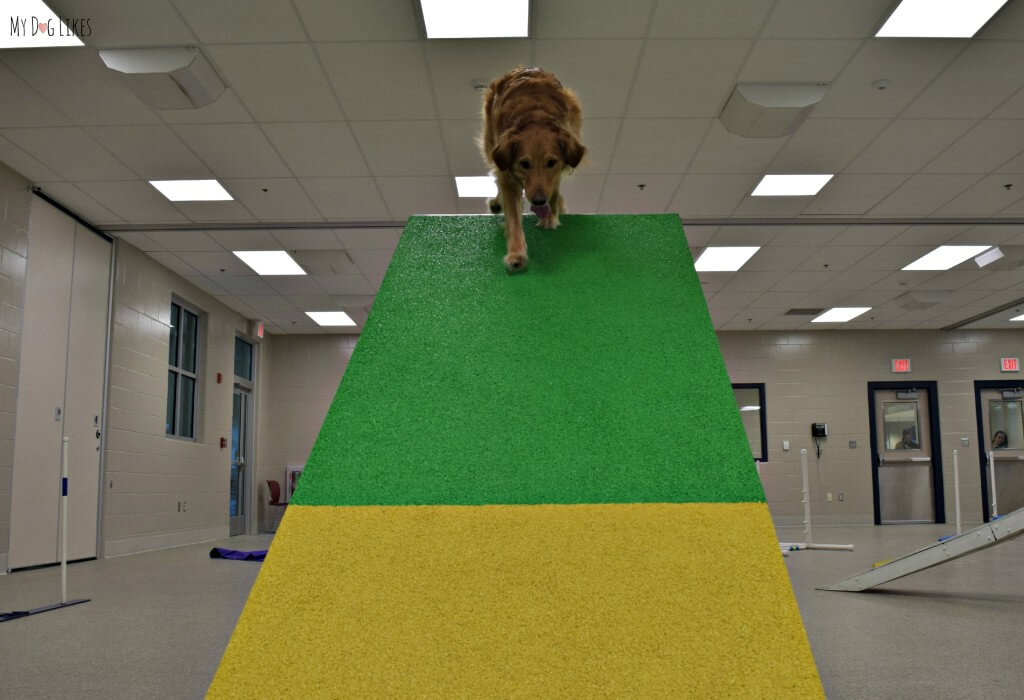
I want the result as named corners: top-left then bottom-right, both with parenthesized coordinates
top-left (234, 337), bottom-right (253, 381)
top-left (167, 300), bottom-right (201, 440)
top-left (181, 308), bottom-right (198, 373)
top-left (179, 375), bottom-right (195, 439)
top-left (732, 383), bottom-right (767, 462)
top-left (168, 303), bottom-right (179, 366)
top-left (166, 370), bottom-right (177, 434)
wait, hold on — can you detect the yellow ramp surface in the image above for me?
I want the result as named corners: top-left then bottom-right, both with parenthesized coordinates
top-left (210, 503), bottom-right (822, 698)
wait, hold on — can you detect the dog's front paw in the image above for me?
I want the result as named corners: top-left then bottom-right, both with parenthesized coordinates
top-left (503, 252), bottom-right (528, 273)
top-left (538, 212), bottom-right (560, 229)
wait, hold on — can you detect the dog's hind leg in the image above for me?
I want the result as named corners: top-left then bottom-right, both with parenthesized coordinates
top-left (497, 174), bottom-right (527, 272)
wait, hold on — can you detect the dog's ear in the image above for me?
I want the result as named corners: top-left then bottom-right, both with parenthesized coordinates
top-left (559, 129), bottom-right (585, 169)
top-left (491, 134), bottom-right (519, 172)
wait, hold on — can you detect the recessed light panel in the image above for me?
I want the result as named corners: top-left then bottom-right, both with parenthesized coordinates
top-left (420, 0), bottom-right (528, 38)
top-left (306, 311), bottom-right (356, 327)
top-left (233, 251), bottom-right (306, 276)
top-left (1011, 314), bottom-right (1024, 322)
top-left (751, 174), bottom-right (834, 196)
top-left (811, 307), bottom-right (871, 323)
top-left (902, 245), bottom-right (992, 271)
top-left (694, 247), bottom-right (760, 272)
top-left (876, 0), bottom-right (1009, 38)
top-left (2, 1), bottom-right (84, 48)
top-left (455, 176), bottom-right (497, 198)
top-left (150, 180), bottom-right (233, 202)
top-left (740, 405), bottom-right (761, 412)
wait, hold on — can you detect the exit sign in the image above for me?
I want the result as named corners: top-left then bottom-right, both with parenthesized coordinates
top-left (1002, 357), bottom-right (1020, 372)
top-left (892, 358), bottom-right (911, 373)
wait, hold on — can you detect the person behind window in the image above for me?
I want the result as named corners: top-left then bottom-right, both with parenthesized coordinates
top-left (992, 430), bottom-right (1009, 449)
top-left (895, 427), bottom-right (920, 449)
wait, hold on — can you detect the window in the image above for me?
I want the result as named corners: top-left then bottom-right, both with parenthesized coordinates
top-left (167, 301), bottom-right (200, 439)
top-left (234, 336), bottom-right (253, 381)
top-left (732, 383), bottom-right (767, 462)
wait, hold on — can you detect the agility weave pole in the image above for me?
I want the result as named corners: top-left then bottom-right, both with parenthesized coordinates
top-left (209, 214), bottom-right (823, 697)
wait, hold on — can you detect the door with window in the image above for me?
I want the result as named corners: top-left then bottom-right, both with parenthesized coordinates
top-left (230, 337), bottom-right (254, 535)
top-left (975, 382), bottom-right (1024, 520)
top-left (868, 382), bottom-right (945, 525)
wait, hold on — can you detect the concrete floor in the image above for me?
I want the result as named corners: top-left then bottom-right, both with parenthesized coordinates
top-left (1, 525), bottom-right (1021, 698)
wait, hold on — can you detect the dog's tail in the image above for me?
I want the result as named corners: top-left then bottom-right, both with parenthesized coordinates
top-left (487, 198), bottom-right (502, 214)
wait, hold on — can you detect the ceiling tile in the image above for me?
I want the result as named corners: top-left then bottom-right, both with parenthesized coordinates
top-left (717, 269), bottom-right (788, 292)
top-left (0, 135), bottom-right (60, 182)
top-left (557, 174), bottom-right (605, 214)
top-left (770, 270), bottom-right (838, 291)
top-left (214, 295), bottom-right (257, 316)
top-left (533, 40), bottom-right (643, 118)
top-left (797, 245), bottom-right (875, 271)
top-left (738, 40), bottom-right (861, 83)
top-left (206, 44), bottom-right (343, 122)
top-left (351, 121), bottom-right (449, 176)
top-left (812, 41), bottom-right (966, 119)
top-left (597, 174), bottom-right (681, 212)
top-left (730, 194), bottom-right (814, 217)
top-left (319, 43), bottom-right (436, 120)
top-left (931, 174), bottom-right (1024, 218)
top-left (802, 174), bottom-right (909, 215)
top-left (708, 226), bottom-right (783, 246)
top-left (681, 225), bottom-right (717, 247)
top-left (349, 250), bottom-right (395, 276)
top-left (145, 230), bottom-right (222, 252)
top-left (886, 224), bottom-right (968, 245)
top-left (375, 176), bottom-right (458, 218)
top-left (425, 40), bottom-right (531, 120)
top-left (270, 229), bottom-right (347, 250)
top-left (75, 180), bottom-right (189, 223)
top-left (569, 118), bottom-right (619, 175)
top-left (903, 42), bottom-right (1024, 119)
top-left (213, 275), bottom-right (278, 296)
top-left (47, 0), bottom-right (197, 47)
top-left (950, 225), bottom-right (1023, 245)
top-left (158, 89), bottom-right (253, 124)
top-left (172, 0), bottom-right (307, 43)
top-left (35, 181), bottom-right (121, 224)
top-left (333, 228), bottom-right (401, 250)
top-left (84, 125), bottom-right (211, 180)
top-left (868, 174), bottom-right (983, 216)
top-left (205, 229), bottom-right (280, 250)
top-left (670, 174), bottom-right (760, 217)
top-left (609, 119), bottom-right (708, 173)
top-left (235, 295), bottom-right (297, 312)
top-left (113, 231), bottom-right (165, 252)
top-left (177, 251), bottom-right (252, 275)
top-left (311, 274), bottom-right (373, 295)
top-left (294, 0), bottom-right (420, 41)
top-left (534, 0), bottom-right (654, 38)
top-left (301, 178), bottom-right (390, 219)
top-left (172, 124), bottom-right (291, 178)
top-left (923, 120), bottom-right (1024, 174)
top-left (849, 246), bottom-right (936, 272)
top-left (0, 62), bottom-right (71, 127)
top-left (649, 0), bottom-right (773, 38)
top-left (747, 290), bottom-right (809, 308)
top-left (760, 0), bottom-right (894, 38)
top-left (1, 49), bottom-right (159, 125)
top-left (146, 251), bottom-right (200, 277)
top-left (845, 119), bottom-right (976, 173)
top-left (627, 40), bottom-right (751, 118)
top-left (263, 275), bottom-right (328, 295)
top-left (689, 121), bottom-right (787, 174)
top-left (263, 122), bottom-right (369, 177)
top-left (768, 225), bottom-right (844, 246)
top-left (742, 246), bottom-right (817, 272)
top-left (442, 120), bottom-right (489, 176)
top-left (818, 269), bottom-right (890, 290)
top-left (770, 118), bottom-right (889, 173)
top-left (182, 274), bottom-right (228, 296)
top-left (223, 178), bottom-right (322, 220)
top-left (828, 226), bottom-right (904, 245)
top-left (173, 200), bottom-right (256, 222)
top-left (2, 127), bottom-right (135, 180)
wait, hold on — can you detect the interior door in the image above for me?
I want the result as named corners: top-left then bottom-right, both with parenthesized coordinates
top-left (978, 387), bottom-right (1024, 517)
top-left (871, 386), bottom-right (939, 524)
top-left (229, 388), bottom-right (249, 536)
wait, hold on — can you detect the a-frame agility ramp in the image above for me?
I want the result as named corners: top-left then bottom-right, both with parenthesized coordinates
top-left (209, 214), bottom-right (823, 697)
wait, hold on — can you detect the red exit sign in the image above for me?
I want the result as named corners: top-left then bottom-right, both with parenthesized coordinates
top-left (892, 358), bottom-right (911, 373)
top-left (1002, 357), bottom-right (1020, 372)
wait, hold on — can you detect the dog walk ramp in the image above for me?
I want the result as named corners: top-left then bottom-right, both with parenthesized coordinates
top-left (210, 215), bottom-right (823, 698)
top-left (823, 506), bottom-right (1024, 592)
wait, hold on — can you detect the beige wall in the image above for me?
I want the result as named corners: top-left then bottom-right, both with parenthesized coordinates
top-left (719, 329), bottom-right (1024, 526)
top-left (103, 240), bottom-right (256, 556)
top-left (0, 163), bottom-right (30, 571)
top-left (256, 333), bottom-right (355, 529)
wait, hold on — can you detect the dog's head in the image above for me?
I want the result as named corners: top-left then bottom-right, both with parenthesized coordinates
top-left (491, 124), bottom-right (585, 206)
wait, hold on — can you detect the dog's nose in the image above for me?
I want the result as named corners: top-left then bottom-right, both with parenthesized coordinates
top-left (530, 195), bottom-right (548, 206)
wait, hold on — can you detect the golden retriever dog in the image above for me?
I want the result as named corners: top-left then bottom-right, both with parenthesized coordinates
top-left (481, 67), bottom-right (585, 272)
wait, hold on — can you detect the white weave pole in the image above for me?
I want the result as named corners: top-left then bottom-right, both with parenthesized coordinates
top-left (989, 450), bottom-right (999, 519)
top-left (778, 448), bottom-right (854, 552)
top-left (60, 436), bottom-right (69, 604)
top-left (953, 449), bottom-right (962, 536)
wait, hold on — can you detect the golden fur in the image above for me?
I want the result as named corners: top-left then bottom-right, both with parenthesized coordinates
top-left (481, 67), bottom-right (585, 272)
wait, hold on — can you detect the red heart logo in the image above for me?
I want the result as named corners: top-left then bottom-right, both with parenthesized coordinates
top-left (38, 21), bottom-right (48, 32)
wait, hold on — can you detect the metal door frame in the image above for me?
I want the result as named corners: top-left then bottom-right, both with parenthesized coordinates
top-left (973, 379), bottom-right (1024, 522)
top-left (867, 381), bottom-right (946, 525)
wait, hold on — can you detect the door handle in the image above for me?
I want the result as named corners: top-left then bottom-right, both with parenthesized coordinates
top-left (96, 430), bottom-right (102, 439)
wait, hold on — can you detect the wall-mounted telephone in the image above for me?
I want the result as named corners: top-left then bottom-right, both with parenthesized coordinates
top-left (811, 423), bottom-right (828, 437)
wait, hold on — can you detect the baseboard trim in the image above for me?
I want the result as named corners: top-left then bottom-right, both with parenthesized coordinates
top-left (103, 526), bottom-right (230, 558)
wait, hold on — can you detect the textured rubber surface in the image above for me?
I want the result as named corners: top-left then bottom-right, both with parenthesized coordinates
top-left (295, 214), bottom-right (764, 507)
top-left (209, 503), bottom-right (823, 699)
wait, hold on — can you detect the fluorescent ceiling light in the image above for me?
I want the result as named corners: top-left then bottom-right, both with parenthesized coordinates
top-left (455, 176), bottom-right (497, 198)
top-left (2, 1), bottom-right (84, 48)
top-left (1011, 314), bottom-right (1024, 322)
top-left (876, 0), bottom-right (1009, 38)
top-left (150, 179), bottom-right (232, 202)
top-left (751, 174), bottom-right (833, 196)
top-left (233, 250), bottom-right (306, 276)
top-left (306, 311), bottom-right (356, 327)
top-left (902, 245), bottom-right (992, 271)
top-left (420, 0), bottom-right (528, 38)
top-left (694, 247), bottom-right (760, 272)
top-left (812, 307), bottom-right (871, 323)
top-left (975, 246), bottom-right (1004, 268)
top-left (740, 405), bottom-right (761, 412)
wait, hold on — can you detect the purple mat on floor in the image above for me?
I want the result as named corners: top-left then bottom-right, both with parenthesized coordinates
top-left (209, 547), bottom-right (267, 561)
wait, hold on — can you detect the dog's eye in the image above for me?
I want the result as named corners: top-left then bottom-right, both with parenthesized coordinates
top-left (519, 160), bottom-right (531, 169)
top-left (546, 159), bottom-right (557, 168)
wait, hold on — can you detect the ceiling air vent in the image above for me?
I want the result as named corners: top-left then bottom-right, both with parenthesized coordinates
top-left (785, 308), bottom-right (825, 316)
top-left (719, 83), bottom-right (829, 138)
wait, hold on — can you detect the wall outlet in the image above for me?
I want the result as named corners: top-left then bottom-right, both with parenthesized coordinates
top-left (849, 440), bottom-right (857, 449)
top-left (838, 493), bottom-right (844, 501)
top-left (826, 492), bottom-right (833, 502)
top-left (182, 500), bottom-right (188, 512)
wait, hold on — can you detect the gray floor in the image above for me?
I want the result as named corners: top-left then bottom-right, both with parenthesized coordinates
top-left (1, 526), bottom-right (1021, 699)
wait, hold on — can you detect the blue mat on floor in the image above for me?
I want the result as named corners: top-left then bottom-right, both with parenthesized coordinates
top-left (210, 547), bottom-right (267, 561)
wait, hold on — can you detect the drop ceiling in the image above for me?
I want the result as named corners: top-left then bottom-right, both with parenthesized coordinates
top-left (2, 0), bottom-right (1024, 333)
